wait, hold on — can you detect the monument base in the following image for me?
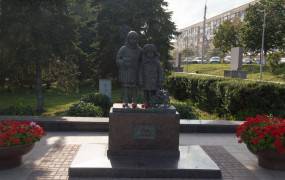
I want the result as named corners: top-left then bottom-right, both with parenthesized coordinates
top-left (69, 144), bottom-right (221, 178)
top-left (107, 149), bottom-right (180, 157)
top-left (108, 104), bottom-right (180, 156)
top-left (224, 70), bottom-right (247, 79)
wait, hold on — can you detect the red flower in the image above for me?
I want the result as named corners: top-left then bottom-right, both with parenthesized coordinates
top-left (0, 120), bottom-right (45, 147)
top-left (10, 138), bottom-right (20, 145)
top-left (237, 115), bottom-right (285, 154)
top-left (251, 138), bottom-right (259, 145)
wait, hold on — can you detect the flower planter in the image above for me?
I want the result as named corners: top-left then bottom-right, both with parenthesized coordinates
top-left (0, 143), bottom-right (35, 170)
top-left (0, 120), bottom-right (45, 170)
top-left (257, 151), bottom-right (285, 170)
top-left (237, 115), bottom-right (285, 171)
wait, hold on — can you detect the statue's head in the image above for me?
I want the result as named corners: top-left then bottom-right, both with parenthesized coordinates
top-left (143, 44), bottom-right (158, 58)
top-left (126, 31), bottom-right (139, 48)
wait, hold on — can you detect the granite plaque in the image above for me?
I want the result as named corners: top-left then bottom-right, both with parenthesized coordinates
top-left (231, 47), bottom-right (243, 71)
top-left (225, 47), bottom-right (247, 79)
top-left (133, 125), bottom-right (156, 140)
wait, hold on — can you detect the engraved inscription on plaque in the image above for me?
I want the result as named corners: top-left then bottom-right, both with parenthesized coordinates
top-left (133, 125), bottom-right (156, 140)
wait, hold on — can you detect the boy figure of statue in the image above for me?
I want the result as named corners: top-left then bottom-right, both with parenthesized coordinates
top-left (139, 44), bottom-right (163, 107)
top-left (116, 31), bottom-right (142, 107)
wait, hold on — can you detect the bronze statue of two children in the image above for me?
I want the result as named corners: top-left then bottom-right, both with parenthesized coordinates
top-left (116, 31), bottom-right (166, 108)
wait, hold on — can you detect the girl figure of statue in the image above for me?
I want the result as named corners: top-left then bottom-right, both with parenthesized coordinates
top-left (139, 44), bottom-right (163, 107)
top-left (116, 31), bottom-right (142, 107)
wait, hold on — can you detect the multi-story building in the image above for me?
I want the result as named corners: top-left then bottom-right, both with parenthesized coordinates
top-left (175, 0), bottom-right (257, 56)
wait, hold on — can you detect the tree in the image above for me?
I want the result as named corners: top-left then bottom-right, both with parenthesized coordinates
top-left (181, 48), bottom-right (195, 58)
top-left (267, 51), bottom-right (283, 72)
top-left (68, 0), bottom-right (96, 81)
top-left (206, 48), bottom-right (223, 59)
top-left (90, 0), bottom-right (177, 79)
top-left (241, 0), bottom-right (285, 54)
top-left (0, 0), bottom-right (80, 112)
top-left (213, 19), bottom-right (242, 57)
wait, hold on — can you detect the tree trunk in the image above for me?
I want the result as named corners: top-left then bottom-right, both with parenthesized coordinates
top-left (35, 61), bottom-right (44, 113)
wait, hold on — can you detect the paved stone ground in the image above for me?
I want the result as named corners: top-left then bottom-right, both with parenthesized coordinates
top-left (23, 144), bottom-right (256, 180)
top-left (28, 145), bottom-right (79, 180)
top-left (1, 132), bottom-right (285, 180)
top-left (202, 146), bottom-right (257, 180)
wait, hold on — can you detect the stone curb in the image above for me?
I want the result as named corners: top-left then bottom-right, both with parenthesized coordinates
top-left (0, 116), bottom-right (242, 133)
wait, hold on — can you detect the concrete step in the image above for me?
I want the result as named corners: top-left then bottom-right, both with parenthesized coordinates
top-left (0, 116), bottom-right (242, 133)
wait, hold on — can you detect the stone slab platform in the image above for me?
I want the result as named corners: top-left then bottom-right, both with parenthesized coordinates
top-left (69, 144), bottom-right (221, 178)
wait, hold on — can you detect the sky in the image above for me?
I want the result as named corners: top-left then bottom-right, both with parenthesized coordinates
top-left (165, 0), bottom-right (255, 29)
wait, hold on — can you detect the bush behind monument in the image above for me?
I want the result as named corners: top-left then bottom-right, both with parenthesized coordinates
top-left (167, 76), bottom-right (285, 120)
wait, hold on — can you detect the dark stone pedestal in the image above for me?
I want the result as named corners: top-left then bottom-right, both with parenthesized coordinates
top-left (108, 104), bottom-right (180, 156)
top-left (69, 144), bottom-right (221, 178)
top-left (224, 70), bottom-right (247, 79)
top-left (69, 104), bottom-right (221, 178)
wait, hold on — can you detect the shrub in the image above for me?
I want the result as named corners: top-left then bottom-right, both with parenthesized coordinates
top-left (80, 93), bottom-right (112, 116)
top-left (67, 102), bottom-right (103, 117)
top-left (0, 105), bottom-right (35, 116)
top-left (167, 75), bottom-right (285, 120)
top-left (170, 101), bottom-right (196, 119)
top-left (267, 52), bottom-right (282, 72)
top-left (166, 77), bottom-right (190, 100)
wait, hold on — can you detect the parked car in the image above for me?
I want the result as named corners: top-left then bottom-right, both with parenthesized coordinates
top-left (255, 57), bottom-right (261, 64)
top-left (255, 57), bottom-right (265, 65)
top-left (182, 57), bottom-right (192, 64)
top-left (224, 56), bottom-right (231, 63)
top-left (280, 57), bottom-right (285, 64)
top-left (242, 57), bottom-right (253, 64)
top-left (192, 57), bottom-right (202, 64)
top-left (209, 56), bottom-right (221, 64)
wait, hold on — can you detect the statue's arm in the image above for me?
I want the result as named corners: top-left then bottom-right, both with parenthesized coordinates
top-left (138, 61), bottom-right (144, 86)
top-left (157, 61), bottom-right (164, 88)
top-left (116, 47), bottom-right (125, 67)
top-left (138, 50), bottom-right (144, 86)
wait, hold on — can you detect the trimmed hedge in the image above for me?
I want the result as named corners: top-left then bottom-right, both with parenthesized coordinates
top-left (166, 75), bottom-right (285, 120)
top-left (170, 101), bottom-right (196, 119)
top-left (0, 105), bottom-right (35, 116)
top-left (67, 102), bottom-right (103, 117)
top-left (80, 93), bottom-right (112, 117)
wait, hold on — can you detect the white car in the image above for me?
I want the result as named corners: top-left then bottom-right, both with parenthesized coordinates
top-left (224, 56), bottom-right (231, 63)
top-left (255, 58), bottom-right (266, 65)
top-left (209, 56), bottom-right (221, 64)
top-left (243, 57), bottom-right (253, 64)
top-left (182, 57), bottom-right (192, 64)
top-left (280, 57), bottom-right (285, 64)
top-left (192, 57), bottom-right (202, 64)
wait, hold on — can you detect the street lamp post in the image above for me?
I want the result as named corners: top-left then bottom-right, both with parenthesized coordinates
top-left (260, 9), bottom-right (266, 80)
top-left (201, 0), bottom-right (207, 64)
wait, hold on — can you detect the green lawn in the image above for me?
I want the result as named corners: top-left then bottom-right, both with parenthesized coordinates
top-left (183, 64), bottom-right (285, 83)
top-left (0, 87), bottom-right (232, 120)
top-left (0, 88), bottom-right (122, 116)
